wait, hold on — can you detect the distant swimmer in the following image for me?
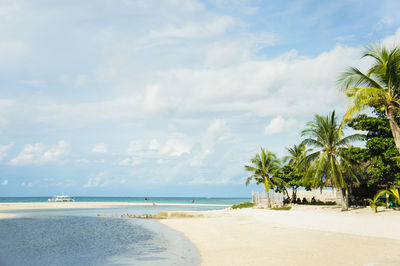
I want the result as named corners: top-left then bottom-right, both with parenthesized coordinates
top-left (192, 199), bottom-right (195, 204)
top-left (145, 197), bottom-right (148, 203)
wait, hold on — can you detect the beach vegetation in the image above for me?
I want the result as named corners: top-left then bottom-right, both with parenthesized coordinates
top-left (346, 113), bottom-right (400, 187)
top-left (365, 191), bottom-right (386, 213)
top-left (275, 143), bottom-right (311, 203)
top-left (231, 202), bottom-right (255, 209)
top-left (245, 148), bottom-right (281, 208)
top-left (271, 206), bottom-right (291, 211)
top-left (301, 111), bottom-right (363, 211)
top-left (244, 43), bottom-right (400, 212)
top-left (380, 186), bottom-right (400, 207)
top-left (339, 44), bottom-right (400, 154)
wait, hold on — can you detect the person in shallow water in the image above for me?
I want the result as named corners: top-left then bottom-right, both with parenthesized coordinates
top-left (145, 197), bottom-right (148, 203)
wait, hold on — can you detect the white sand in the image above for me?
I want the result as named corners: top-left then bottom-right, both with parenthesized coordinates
top-left (160, 206), bottom-right (400, 266)
top-left (0, 213), bottom-right (16, 219)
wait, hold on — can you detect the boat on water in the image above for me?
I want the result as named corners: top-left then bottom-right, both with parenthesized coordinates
top-left (48, 194), bottom-right (75, 202)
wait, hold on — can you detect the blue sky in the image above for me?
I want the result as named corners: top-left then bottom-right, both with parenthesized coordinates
top-left (1, 0), bottom-right (400, 197)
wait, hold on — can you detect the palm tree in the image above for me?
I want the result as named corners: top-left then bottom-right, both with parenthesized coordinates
top-left (339, 44), bottom-right (400, 154)
top-left (301, 111), bottom-right (363, 210)
top-left (283, 143), bottom-right (309, 167)
top-left (245, 148), bottom-right (281, 208)
top-left (283, 143), bottom-right (310, 202)
top-left (381, 186), bottom-right (400, 207)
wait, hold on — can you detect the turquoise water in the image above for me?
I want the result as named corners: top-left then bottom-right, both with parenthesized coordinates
top-left (0, 196), bottom-right (250, 205)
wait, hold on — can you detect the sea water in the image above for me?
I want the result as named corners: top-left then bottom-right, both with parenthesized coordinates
top-left (0, 201), bottom-right (249, 266)
top-left (0, 196), bottom-right (250, 205)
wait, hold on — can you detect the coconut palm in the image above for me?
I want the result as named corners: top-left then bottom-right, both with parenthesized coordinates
top-left (366, 191), bottom-right (386, 213)
top-left (245, 148), bottom-right (281, 208)
top-left (283, 143), bottom-right (310, 168)
top-left (282, 143), bottom-right (310, 202)
top-left (339, 44), bottom-right (400, 154)
top-left (301, 111), bottom-right (363, 210)
top-left (381, 186), bottom-right (400, 207)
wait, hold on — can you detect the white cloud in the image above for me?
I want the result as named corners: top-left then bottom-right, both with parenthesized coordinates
top-left (119, 157), bottom-right (142, 166)
top-left (126, 133), bottom-right (193, 159)
top-left (10, 141), bottom-right (70, 165)
top-left (83, 172), bottom-right (107, 188)
top-left (77, 158), bottom-right (90, 164)
top-left (187, 176), bottom-right (231, 185)
top-left (264, 116), bottom-right (299, 136)
top-left (18, 79), bottom-right (46, 88)
top-left (0, 143), bottom-right (13, 160)
top-left (205, 32), bottom-right (277, 67)
top-left (191, 119), bottom-right (231, 166)
top-left (2, 180), bottom-right (8, 185)
top-left (150, 15), bottom-right (236, 39)
top-left (382, 28), bottom-right (400, 47)
top-left (92, 143), bottom-right (107, 153)
top-left (21, 182), bottom-right (32, 187)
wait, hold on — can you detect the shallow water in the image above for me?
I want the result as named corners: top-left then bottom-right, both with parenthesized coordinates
top-left (0, 208), bottom-right (201, 266)
top-left (0, 196), bottom-right (250, 205)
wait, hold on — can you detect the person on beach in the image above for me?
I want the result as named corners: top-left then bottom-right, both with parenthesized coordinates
top-left (145, 197), bottom-right (148, 203)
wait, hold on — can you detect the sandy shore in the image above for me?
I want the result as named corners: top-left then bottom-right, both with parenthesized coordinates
top-left (160, 206), bottom-right (400, 266)
top-left (2, 202), bottom-right (399, 265)
top-left (0, 213), bottom-right (16, 219)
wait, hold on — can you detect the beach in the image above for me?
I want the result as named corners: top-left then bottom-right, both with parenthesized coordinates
top-left (1, 202), bottom-right (400, 265)
top-left (160, 206), bottom-right (400, 266)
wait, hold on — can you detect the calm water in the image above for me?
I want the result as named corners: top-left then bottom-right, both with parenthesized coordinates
top-left (0, 196), bottom-right (250, 205)
top-left (0, 198), bottom-right (250, 265)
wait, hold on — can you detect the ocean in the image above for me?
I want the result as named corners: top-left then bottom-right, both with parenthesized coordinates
top-left (0, 196), bottom-right (249, 205)
top-left (0, 197), bottom-right (250, 265)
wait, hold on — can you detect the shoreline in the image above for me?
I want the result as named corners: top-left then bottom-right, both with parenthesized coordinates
top-left (2, 203), bottom-right (400, 265)
top-left (160, 206), bottom-right (400, 266)
top-left (0, 201), bottom-right (230, 211)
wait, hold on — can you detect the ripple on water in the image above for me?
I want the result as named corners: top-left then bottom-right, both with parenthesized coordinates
top-left (0, 216), bottom-right (200, 266)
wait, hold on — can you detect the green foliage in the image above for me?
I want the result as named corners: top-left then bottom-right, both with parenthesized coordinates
top-left (275, 165), bottom-right (303, 190)
top-left (380, 186), bottom-right (400, 206)
top-left (245, 148), bottom-right (281, 192)
top-left (339, 43), bottom-right (400, 154)
top-left (365, 190), bottom-right (386, 213)
top-left (231, 202), bottom-right (255, 209)
top-left (301, 111), bottom-right (363, 190)
top-left (347, 114), bottom-right (400, 186)
top-left (271, 206), bottom-right (291, 211)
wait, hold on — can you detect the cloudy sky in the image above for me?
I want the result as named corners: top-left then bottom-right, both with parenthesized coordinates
top-left (1, 0), bottom-right (400, 197)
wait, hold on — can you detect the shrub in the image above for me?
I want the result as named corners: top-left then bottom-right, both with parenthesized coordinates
top-left (271, 206), bottom-right (291, 211)
top-left (231, 202), bottom-right (255, 209)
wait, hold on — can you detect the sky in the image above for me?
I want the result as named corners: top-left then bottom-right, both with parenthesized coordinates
top-left (1, 0), bottom-right (400, 197)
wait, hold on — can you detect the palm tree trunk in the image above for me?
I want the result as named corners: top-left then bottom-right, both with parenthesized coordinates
top-left (387, 106), bottom-right (400, 154)
top-left (291, 187), bottom-right (297, 204)
top-left (341, 187), bottom-right (349, 211)
top-left (264, 182), bottom-right (271, 208)
top-left (284, 187), bottom-right (290, 203)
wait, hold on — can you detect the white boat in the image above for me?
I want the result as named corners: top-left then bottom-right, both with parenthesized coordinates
top-left (48, 194), bottom-right (74, 202)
